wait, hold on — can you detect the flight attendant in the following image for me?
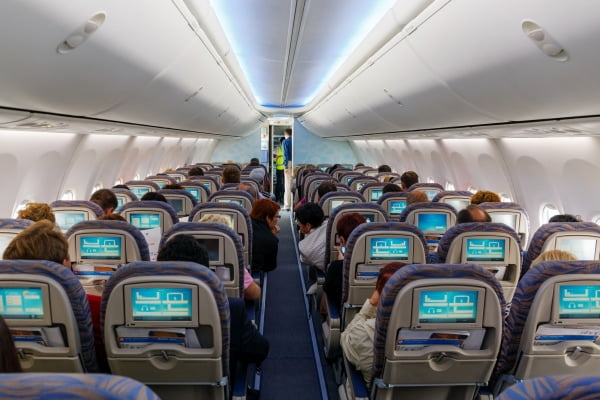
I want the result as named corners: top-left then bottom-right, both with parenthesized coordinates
top-left (282, 128), bottom-right (292, 210)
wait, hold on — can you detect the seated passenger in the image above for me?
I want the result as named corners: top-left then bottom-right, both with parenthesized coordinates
top-left (341, 262), bottom-right (405, 384)
top-left (377, 164), bottom-right (392, 173)
top-left (0, 315), bottom-right (22, 372)
top-left (530, 249), bottom-right (577, 267)
top-left (456, 204), bottom-right (492, 224)
top-left (198, 214), bottom-right (261, 302)
top-left (470, 190), bottom-right (500, 204)
top-left (17, 202), bottom-right (55, 223)
top-left (549, 214), bottom-right (580, 222)
top-left (140, 192), bottom-right (167, 202)
top-left (222, 166), bottom-right (241, 184)
top-left (157, 235), bottom-right (269, 370)
top-left (89, 188), bottom-right (118, 215)
top-left (382, 183), bottom-right (402, 193)
top-left (399, 170), bottom-right (418, 191)
top-left (296, 203), bottom-right (327, 271)
top-left (112, 184), bottom-right (130, 190)
top-left (163, 183), bottom-right (184, 190)
top-left (323, 213), bottom-right (367, 312)
top-left (98, 213), bottom-right (127, 222)
top-left (294, 180), bottom-right (336, 211)
top-left (188, 167), bottom-right (204, 177)
top-left (249, 157), bottom-right (260, 166)
top-left (250, 199), bottom-right (280, 273)
top-left (406, 190), bottom-right (429, 205)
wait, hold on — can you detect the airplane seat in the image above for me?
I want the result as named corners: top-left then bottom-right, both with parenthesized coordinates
top-left (316, 163), bottom-right (331, 172)
top-left (0, 373), bottom-right (160, 399)
top-left (0, 259), bottom-right (98, 372)
top-left (492, 260), bottom-right (600, 395)
top-left (407, 183), bottom-right (445, 201)
top-left (479, 202), bottom-right (530, 247)
top-left (360, 183), bottom-right (387, 203)
top-left (111, 188), bottom-right (139, 211)
top-left (50, 200), bottom-right (104, 232)
top-left (494, 375), bottom-right (600, 400)
top-left (431, 190), bottom-right (473, 212)
top-left (180, 181), bottom-right (211, 203)
top-left (157, 189), bottom-right (198, 217)
top-left (318, 192), bottom-right (365, 218)
top-left (186, 176), bottom-right (220, 194)
top-left (325, 202), bottom-right (388, 267)
top-left (208, 190), bottom-right (255, 214)
top-left (160, 222), bottom-right (245, 298)
top-left (522, 222), bottom-right (600, 275)
top-left (220, 182), bottom-right (240, 191)
top-left (101, 261), bottom-right (229, 399)
top-left (305, 177), bottom-right (331, 203)
top-left (436, 222), bottom-right (522, 301)
top-left (189, 202), bottom-right (253, 266)
top-left (368, 264), bottom-right (504, 400)
top-left (125, 180), bottom-right (161, 199)
top-left (377, 192), bottom-right (409, 222)
top-left (333, 169), bottom-right (356, 182)
top-left (338, 172), bottom-right (363, 187)
top-left (376, 172), bottom-right (400, 182)
top-left (349, 176), bottom-right (378, 192)
top-left (0, 218), bottom-right (33, 257)
top-left (166, 172), bottom-right (187, 183)
top-left (118, 200), bottom-right (180, 235)
top-left (145, 175), bottom-right (176, 188)
top-left (240, 179), bottom-right (261, 195)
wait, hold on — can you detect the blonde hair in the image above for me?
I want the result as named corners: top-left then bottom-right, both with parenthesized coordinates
top-left (470, 190), bottom-right (501, 205)
top-left (17, 203), bottom-right (55, 224)
top-left (3, 220), bottom-right (69, 264)
top-left (199, 214), bottom-right (234, 230)
top-left (531, 249), bottom-right (577, 267)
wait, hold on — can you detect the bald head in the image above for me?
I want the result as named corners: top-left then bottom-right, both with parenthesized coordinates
top-left (466, 204), bottom-right (491, 222)
top-left (407, 190), bottom-right (429, 205)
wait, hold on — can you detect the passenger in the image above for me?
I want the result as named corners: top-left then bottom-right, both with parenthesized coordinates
top-left (250, 199), bottom-right (280, 273)
top-left (399, 170), bottom-right (419, 191)
top-left (283, 128), bottom-right (293, 210)
top-left (237, 183), bottom-right (259, 200)
top-left (222, 166), bottom-right (241, 184)
top-left (112, 184), bottom-right (130, 190)
top-left (296, 203), bottom-right (327, 272)
top-left (326, 163), bottom-right (341, 174)
top-left (198, 214), bottom-right (261, 302)
top-left (341, 262), bottom-right (405, 384)
top-left (163, 183), bottom-right (183, 190)
top-left (249, 168), bottom-right (273, 200)
top-left (549, 214), bottom-right (580, 222)
top-left (354, 163), bottom-right (365, 169)
top-left (249, 157), bottom-right (260, 166)
top-left (274, 138), bottom-right (285, 203)
top-left (17, 202), bottom-right (55, 223)
top-left (382, 175), bottom-right (395, 183)
top-left (89, 188), bottom-right (118, 215)
top-left (323, 213), bottom-right (367, 311)
top-left (188, 167), bottom-right (204, 177)
top-left (377, 164), bottom-right (392, 173)
top-left (294, 180), bottom-right (336, 211)
top-left (406, 190), bottom-right (429, 205)
top-left (456, 204), bottom-right (492, 224)
top-left (98, 213), bottom-right (127, 222)
top-left (0, 315), bottom-right (22, 372)
top-left (470, 190), bottom-right (500, 204)
top-left (531, 249), bottom-right (577, 267)
top-left (382, 183), bottom-right (402, 193)
top-left (140, 192), bottom-right (167, 203)
top-left (157, 235), bottom-right (269, 371)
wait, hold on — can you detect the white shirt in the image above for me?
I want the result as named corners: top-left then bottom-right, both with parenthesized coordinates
top-left (299, 222), bottom-right (328, 271)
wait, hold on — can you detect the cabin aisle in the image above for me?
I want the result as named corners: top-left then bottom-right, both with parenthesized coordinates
top-left (259, 211), bottom-right (327, 399)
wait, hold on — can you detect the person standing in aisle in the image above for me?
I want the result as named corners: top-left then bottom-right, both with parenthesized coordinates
top-left (282, 128), bottom-right (293, 210)
top-left (274, 137), bottom-right (285, 204)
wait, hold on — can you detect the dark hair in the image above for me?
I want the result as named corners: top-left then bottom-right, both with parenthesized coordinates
top-left (188, 167), bottom-right (204, 176)
top-left (112, 184), bottom-right (130, 190)
top-left (456, 209), bottom-right (474, 224)
top-left (382, 183), bottom-right (402, 193)
top-left (354, 163), bottom-right (365, 169)
top-left (549, 214), bottom-right (580, 223)
top-left (222, 166), bottom-right (241, 184)
top-left (157, 235), bottom-right (209, 267)
top-left (375, 262), bottom-right (405, 293)
top-left (317, 181), bottom-right (337, 199)
top-left (250, 199), bottom-right (280, 222)
top-left (400, 171), bottom-right (419, 189)
top-left (0, 315), bottom-right (22, 372)
top-left (249, 158), bottom-right (260, 166)
top-left (377, 164), bottom-right (392, 173)
top-left (163, 183), bottom-right (183, 190)
top-left (296, 203), bottom-right (325, 228)
top-left (284, 128), bottom-right (292, 136)
top-left (337, 213), bottom-right (367, 241)
top-left (98, 213), bottom-right (127, 222)
top-left (90, 189), bottom-right (118, 213)
top-left (141, 192), bottom-right (167, 203)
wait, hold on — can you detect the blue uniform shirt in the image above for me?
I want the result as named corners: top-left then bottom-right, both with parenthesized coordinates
top-left (283, 137), bottom-right (292, 167)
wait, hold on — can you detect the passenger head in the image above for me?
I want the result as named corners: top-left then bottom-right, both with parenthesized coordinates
top-left (470, 190), bottom-right (500, 205)
top-left (382, 183), bottom-right (402, 194)
top-left (157, 234), bottom-right (209, 267)
top-left (250, 199), bottom-right (281, 222)
top-left (337, 213), bottom-right (367, 243)
top-left (295, 203), bottom-right (325, 232)
top-left (549, 214), bottom-right (580, 223)
top-left (0, 315), bottom-right (22, 372)
top-left (249, 158), bottom-right (260, 166)
top-left (237, 183), bottom-right (258, 200)
top-left (531, 249), bottom-right (577, 268)
top-left (406, 190), bottom-right (429, 205)
top-left (467, 204), bottom-right (491, 222)
top-left (375, 262), bottom-right (406, 294)
top-left (249, 168), bottom-right (266, 185)
top-left (3, 220), bottom-right (69, 268)
top-left (317, 181), bottom-right (337, 199)
top-left (188, 167), bottom-right (204, 177)
top-left (377, 164), bottom-right (392, 173)
top-left (89, 189), bottom-right (118, 215)
top-left (17, 202), bottom-right (55, 224)
top-left (222, 166), bottom-right (241, 184)
top-left (98, 213), bottom-right (127, 222)
top-left (141, 192), bottom-right (167, 203)
top-left (199, 214), bottom-right (234, 230)
top-left (112, 184), bottom-right (130, 190)
top-left (163, 183), bottom-right (183, 190)
top-left (354, 163), bottom-right (365, 169)
top-left (456, 209), bottom-right (474, 224)
top-left (399, 171), bottom-right (419, 191)
top-left (284, 128), bottom-right (292, 138)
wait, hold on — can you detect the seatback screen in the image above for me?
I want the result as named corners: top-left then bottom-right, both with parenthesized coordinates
top-left (131, 287), bottom-right (192, 321)
top-left (185, 188), bottom-right (199, 200)
top-left (117, 197), bottom-right (125, 208)
top-left (370, 237), bottom-right (409, 260)
top-left (556, 237), bottom-right (597, 260)
top-left (331, 199), bottom-right (350, 211)
top-left (490, 213), bottom-right (518, 230)
top-left (55, 212), bottom-right (86, 231)
top-left (202, 183), bottom-right (211, 190)
top-left (0, 287), bottom-right (44, 319)
top-left (557, 284), bottom-right (600, 320)
top-left (167, 198), bottom-right (184, 213)
top-left (370, 189), bottom-right (383, 201)
top-left (465, 238), bottom-right (506, 262)
top-left (131, 187), bottom-right (150, 198)
top-left (445, 198), bottom-right (470, 211)
top-left (195, 238), bottom-right (220, 262)
top-left (217, 199), bottom-right (243, 206)
top-left (389, 200), bottom-right (407, 215)
top-left (80, 236), bottom-right (122, 260)
top-left (129, 213), bottom-right (161, 230)
top-left (417, 213), bottom-right (447, 234)
top-left (418, 290), bottom-right (478, 324)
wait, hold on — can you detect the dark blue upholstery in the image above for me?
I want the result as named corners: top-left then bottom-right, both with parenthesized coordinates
top-left (0, 218), bottom-right (33, 230)
top-left (495, 375), bottom-right (600, 400)
top-left (50, 200), bottom-right (104, 218)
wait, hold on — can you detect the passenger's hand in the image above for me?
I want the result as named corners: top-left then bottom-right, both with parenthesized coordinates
top-left (272, 225), bottom-right (281, 234)
top-left (369, 290), bottom-right (380, 307)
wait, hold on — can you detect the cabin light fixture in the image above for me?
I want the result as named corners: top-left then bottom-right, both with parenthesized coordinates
top-left (57, 12), bottom-right (106, 54)
top-left (521, 20), bottom-right (568, 62)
